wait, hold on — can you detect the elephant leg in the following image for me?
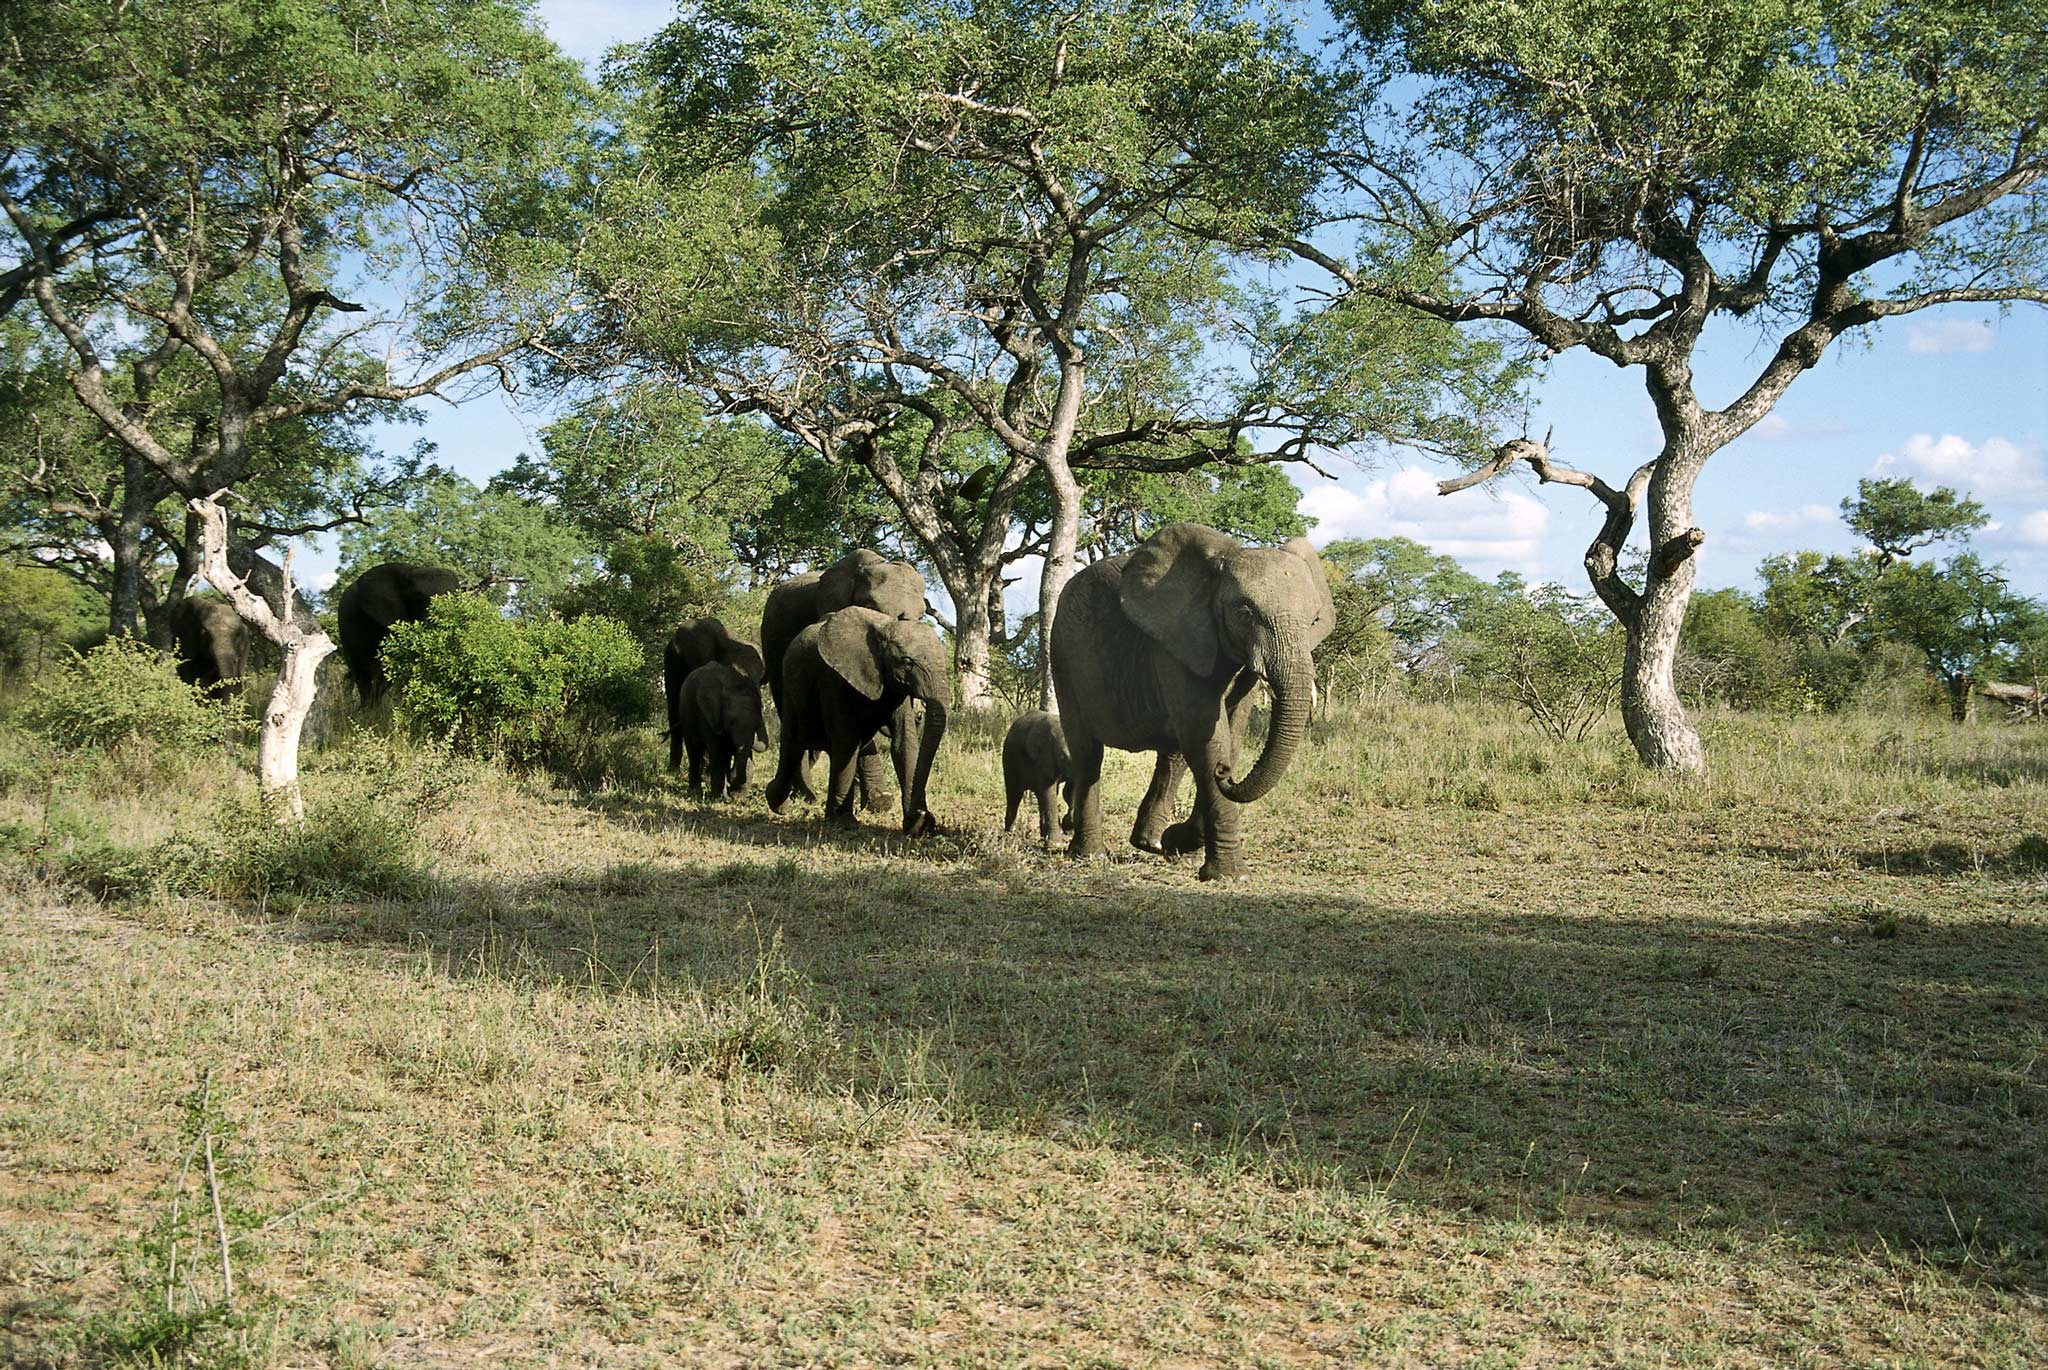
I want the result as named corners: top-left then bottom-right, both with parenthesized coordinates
top-left (796, 750), bottom-right (821, 804)
top-left (708, 746), bottom-right (731, 800)
top-left (824, 744), bottom-right (862, 824)
top-left (1183, 734), bottom-right (1246, 882)
top-left (1066, 732), bottom-right (1107, 860)
top-left (1132, 751), bottom-right (1190, 855)
top-left (1035, 784), bottom-right (1059, 847)
top-left (856, 738), bottom-right (895, 813)
top-left (766, 730), bottom-right (805, 813)
top-left (686, 737), bottom-right (706, 800)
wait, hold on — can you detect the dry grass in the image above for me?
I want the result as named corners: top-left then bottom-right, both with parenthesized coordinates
top-left (1, 703), bottom-right (2044, 1365)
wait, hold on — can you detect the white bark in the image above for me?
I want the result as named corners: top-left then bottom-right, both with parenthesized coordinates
top-left (189, 495), bottom-right (335, 821)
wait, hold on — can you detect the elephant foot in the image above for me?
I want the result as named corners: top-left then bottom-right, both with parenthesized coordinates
top-left (1159, 820), bottom-right (1205, 857)
top-left (1196, 859), bottom-right (1247, 883)
top-left (765, 781), bottom-right (791, 814)
top-left (825, 807), bottom-right (862, 828)
top-left (902, 809), bottom-right (937, 837)
top-left (860, 790), bottom-right (897, 815)
top-left (1130, 831), bottom-right (1167, 856)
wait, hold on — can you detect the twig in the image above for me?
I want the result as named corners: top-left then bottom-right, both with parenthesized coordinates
top-left (204, 1130), bottom-right (233, 1307)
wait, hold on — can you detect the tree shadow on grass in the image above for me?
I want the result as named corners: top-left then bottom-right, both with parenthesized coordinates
top-left (332, 822), bottom-right (2048, 1292)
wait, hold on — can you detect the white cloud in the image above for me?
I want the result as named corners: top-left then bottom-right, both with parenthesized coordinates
top-left (1299, 466), bottom-right (1550, 575)
top-left (1905, 319), bottom-right (1997, 356)
top-left (311, 571), bottom-right (340, 592)
top-left (2018, 512), bottom-right (2048, 547)
top-left (1742, 504), bottom-right (1836, 532)
top-left (1872, 432), bottom-right (2046, 500)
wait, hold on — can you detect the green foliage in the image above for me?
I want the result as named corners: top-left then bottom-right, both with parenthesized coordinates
top-left (1463, 586), bottom-right (1625, 742)
top-left (550, 535), bottom-right (737, 667)
top-left (381, 594), bottom-right (650, 769)
top-left (1677, 588), bottom-right (1791, 711)
top-left (1082, 465), bottom-right (1309, 559)
top-left (18, 637), bottom-right (231, 756)
top-left (337, 471), bottom-right (592, 611)
top-left (1321, 536), bottom-right (1497, 671)
top-left (0, 563), bottom-right (103, 686)
top-left (1869, 553), bottom-right (2041, 718)
top-left (1843, 478), bottom-right (1988, 568)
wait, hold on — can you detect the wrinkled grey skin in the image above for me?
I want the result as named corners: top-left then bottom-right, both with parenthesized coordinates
top-left (1051, 522), bottom-right (1334, 881)
top-left (760, 550), bottom-right (928, 808)
top-left (338, 563), bottom-right (461, 703)
top-left (1002, 710), bottom-right (1074, 847)
top-left (166, 595), bottom-right (249, 698)
top-left (765, 606), bottom-right (950, 834)
top-left (675, 661), bottom-right (765, 799)
top-left (665, 616), bottom-right (770, 769)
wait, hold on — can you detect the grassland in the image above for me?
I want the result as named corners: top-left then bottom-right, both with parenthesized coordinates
top-left (2, 703), bottom-right (2044, 1365)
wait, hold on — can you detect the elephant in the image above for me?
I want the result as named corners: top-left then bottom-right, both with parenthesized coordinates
top-left (1002, 710), bottom-right (1074, 846)
top-left (673, 661), bottom-right (765, 799)
top-left (664, 616), bottom-right (769, 770)
top-left (166, 595), bottom-right (249, 697)
top-left (760, 549), bottom-right (929, 809)
top-left (1051, 522), bottom-right (1334, 881)
top-left (765, 606), bottom-right (950, 834)
top-left (337, 562), bottom-right (461, 703)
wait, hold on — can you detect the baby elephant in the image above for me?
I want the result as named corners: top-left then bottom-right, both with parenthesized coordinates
top-left (1003, 711), bottom-right (1074, 846)
top-left (674, 662), bottom-right (765, 799)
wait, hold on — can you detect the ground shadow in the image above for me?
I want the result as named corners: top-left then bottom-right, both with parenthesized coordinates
top-left (310, 796), bottom-right (2047, 1292)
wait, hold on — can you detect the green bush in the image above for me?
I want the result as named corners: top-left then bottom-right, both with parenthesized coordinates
top-left (18, 636), bottom-right (232, 756)
top-left (1462, 586), bottom-right (1624, 742)
top-left (381, 594), bottom-right (650, 770)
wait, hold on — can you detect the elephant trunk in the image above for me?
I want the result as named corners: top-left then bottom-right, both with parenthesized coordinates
top-left (907, 697), bottom-right (947, 818)
top-left (1218, 645), bottom-right (1311, 805)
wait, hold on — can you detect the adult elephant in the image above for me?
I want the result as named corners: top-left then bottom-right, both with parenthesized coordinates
top-left (337, 562), bottom-right (462, 703)
top-left (765, 607), bottom-right (950, 834)
top-left (760, 550), bottom-right (928, 808)
top-left (1052, 522), bottom-right (1334, 881)
top-left (664, 615), bottom-right (769, 770)
top-left (166, 595), bottom-right (248, 697)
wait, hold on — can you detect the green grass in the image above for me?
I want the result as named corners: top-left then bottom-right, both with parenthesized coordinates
top-left (1, 702), bottom-right (2043, 1364)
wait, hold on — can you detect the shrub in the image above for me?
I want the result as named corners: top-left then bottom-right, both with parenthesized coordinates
top-left (382, 594), bottom-right (650, 770)
top-left (18, 636), bottom-right (232, 756)
top-left (1462, 586), bottom-right (1624, 742)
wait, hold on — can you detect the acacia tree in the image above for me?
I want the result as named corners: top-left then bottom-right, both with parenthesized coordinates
top-left (1323, 0), bottom-right (2048, 771)
top-left (1, 0), bottom-right (590, 805)
top-left (601, 0), bottom-right (1512, 706)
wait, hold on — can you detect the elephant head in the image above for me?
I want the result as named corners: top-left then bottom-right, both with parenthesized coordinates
top-left (817, 549), bottom-right (927, 622)
top-left (815, 606), bottom-right (952, 826)
top-left (1119, 523), bottom-right (1334, 804)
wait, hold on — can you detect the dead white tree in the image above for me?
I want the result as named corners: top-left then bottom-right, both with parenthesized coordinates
top-left (189, 494), bottom-right (334, 821)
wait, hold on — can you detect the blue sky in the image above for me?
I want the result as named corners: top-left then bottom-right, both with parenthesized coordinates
top-left (342, 0), bottom-right (2048, 602)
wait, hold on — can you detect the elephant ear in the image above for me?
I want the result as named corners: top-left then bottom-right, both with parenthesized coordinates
top-left (1281, 537), bottom-right (1339, 649)
top-left (1120, 523), bottom-right (1237, 677)
top-left (816, 611), bottom-right (887, 700)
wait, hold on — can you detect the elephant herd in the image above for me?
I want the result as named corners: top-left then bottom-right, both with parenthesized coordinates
top-left (171, 524), bottom-right (1333, 881)
top-left (661, 525), bottom-right (1334, 882)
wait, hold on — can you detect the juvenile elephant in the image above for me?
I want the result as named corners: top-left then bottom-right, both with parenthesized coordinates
top-left (1003, 710), bottom-right (1074, 846)
top-left (674, 662), bottom-right (765, 799)
top-left (664, 616), bottom-right (769, 770)
top-left (166, 595), bottom-right (249, 697)
top-left (760, 550), bottom-right (928, 809)
top-left (338, 562), bottom-right (461, 703)
top-left (1051, 522), bottom-right (1334, 881)
top-left (765, 606), bottom-right (950, 833)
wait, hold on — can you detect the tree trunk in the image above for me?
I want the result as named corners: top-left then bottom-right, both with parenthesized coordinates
top-left (952, 582), bottom-right (997, 711)
top-left (105, 453), bottom-right (157, 637)
top-left (1618, 449), bottom-right (1707, 774)
top-left (189, 496), bottom-right (335, 821)
top-left (1036, 455), bottom-right (1081, 710)
top-left (1945, 671), bottom-right (1976, 723)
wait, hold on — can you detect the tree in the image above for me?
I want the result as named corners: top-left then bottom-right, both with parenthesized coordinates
top-left (1843, 478), bottom-right (1988, 569)
top-left (600, 0), bottom-right (1514, 706)
top-left (1677, 588), bottom-right (1789, 711)
top-left (1326, 0), bottom-right (2048, 771)
top-left (335, 471), bottom-right (592, 612)
top-left (0, 562), bottom-right (103, 688)
top-left (1081, 464), bottom-right (1310, 561)
top-left (1463, 586), bottom-right (1626, 743)
top-left (1870, 554), bottom-right (2040, 721)
top-left (1320, 536), bottom-right (1494, 671)
top-left (1, 0), bottom-right (591, 807)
